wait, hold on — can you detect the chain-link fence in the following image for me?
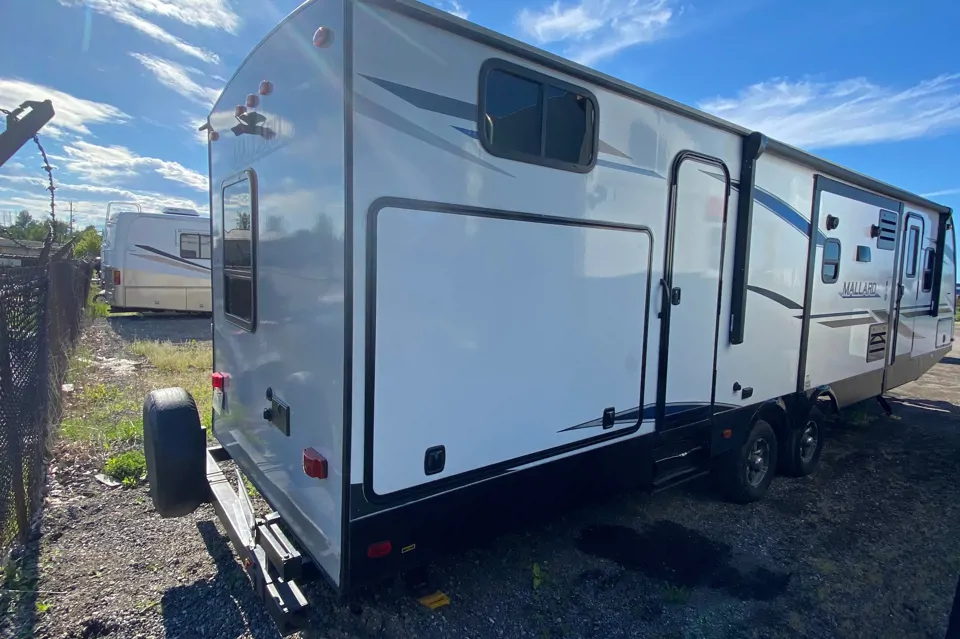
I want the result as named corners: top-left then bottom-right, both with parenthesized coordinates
top-left (0, 259), bottom-right (92, 555)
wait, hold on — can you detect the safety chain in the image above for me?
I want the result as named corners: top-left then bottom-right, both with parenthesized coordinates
top-left (0, 106), bottom-right (57, 242)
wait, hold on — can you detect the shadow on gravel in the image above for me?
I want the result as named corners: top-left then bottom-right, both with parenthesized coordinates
top-left (0, 539), bottom-right (40, 639)
top-left (108, 315), bottom-right (211, 344)
top-left (160, 521), bottom-right (280, 639)
top-left (576, 521), bottom-right (791, 601)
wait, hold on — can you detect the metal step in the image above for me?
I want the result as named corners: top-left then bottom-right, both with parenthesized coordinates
top-left (652, 468), bottom-right (710, 493)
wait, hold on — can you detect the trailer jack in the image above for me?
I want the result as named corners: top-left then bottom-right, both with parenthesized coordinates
top-left (876, 395), bottom-right (894, 417)
top-left (205, 447), bottom-right (310, 634)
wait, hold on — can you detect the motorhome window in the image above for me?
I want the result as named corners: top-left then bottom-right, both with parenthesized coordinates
top-left (179, 233), bottom-right (211, 259)
top-left (905, 227), bottom-right (919, 278)
top-left (822, 238), bottom-right (841, 284)
top-left (876, 210), bottom-right (898, 250)
top-left (922, 248), bottom-right (936, 292)
top-left (480, 61), bottom-right (597, 171)
top-left (180, 233), bottom-right (199, 258)
top-left (222, 174), bottom-right (256, 330)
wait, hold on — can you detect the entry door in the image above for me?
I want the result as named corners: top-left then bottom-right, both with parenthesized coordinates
top-left (891, 214), bottom-right (924, 361)
top-left (656, 153), bottom-right (730, 430)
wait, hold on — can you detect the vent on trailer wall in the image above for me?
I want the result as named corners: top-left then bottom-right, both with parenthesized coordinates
top-left (876, 210), bottom-right (898, 250)
top-left (162, 207), bottom-right (200, 217)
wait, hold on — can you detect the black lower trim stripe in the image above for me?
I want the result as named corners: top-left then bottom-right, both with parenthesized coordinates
top-left (746, 285), bottom-right (802, 310)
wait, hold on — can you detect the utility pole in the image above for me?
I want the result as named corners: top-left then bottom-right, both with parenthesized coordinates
top-left (69, 201), bottom-right (74, 235)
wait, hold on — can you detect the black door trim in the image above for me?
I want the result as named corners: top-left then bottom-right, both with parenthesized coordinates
top-left (656, 151), bottom-right (731, 431)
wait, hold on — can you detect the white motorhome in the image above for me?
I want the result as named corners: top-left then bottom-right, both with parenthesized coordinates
top-left (142, 0), bottom-right (955, 629)
top-left (101, 204), bottom-right (212, 313)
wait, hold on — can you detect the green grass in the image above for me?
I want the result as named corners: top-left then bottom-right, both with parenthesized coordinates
top-left (663, 584), bottom-right (690, 604)
top-left (103, 450), bottom-right (147, 487)
top-left (129, 339), bottom-right (211, 373)
top-left (59, 338), bottom-right (214, 452)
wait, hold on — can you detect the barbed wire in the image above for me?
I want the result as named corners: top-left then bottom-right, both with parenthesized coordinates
top-left (0, 106), bottom-right (57, 247)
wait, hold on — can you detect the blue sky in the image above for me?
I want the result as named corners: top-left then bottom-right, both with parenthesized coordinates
top-left (1, 0), bottom-right (959, 233)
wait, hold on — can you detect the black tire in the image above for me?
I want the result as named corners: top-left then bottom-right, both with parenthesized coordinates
top-left (143, 387), bottom-right (207, 518)
top-left (720, 419), bottom-right (778, 504)
top-left (780, 406), bottom-right (826, 477)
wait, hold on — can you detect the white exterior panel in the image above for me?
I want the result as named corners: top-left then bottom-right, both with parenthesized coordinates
top-left (369, 206), bottom-right (651, 495)
top-left (208, 0), bottom-right (347, 585)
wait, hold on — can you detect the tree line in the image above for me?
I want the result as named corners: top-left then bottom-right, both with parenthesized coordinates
top-left (0, 210), bottom-right (101, 258)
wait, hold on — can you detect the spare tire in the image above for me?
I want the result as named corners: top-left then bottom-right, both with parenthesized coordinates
top-left (143, 387), bottom-right (207, 518)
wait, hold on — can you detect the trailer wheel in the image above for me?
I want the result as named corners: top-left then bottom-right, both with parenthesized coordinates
top-left (720, 419), bottom-right (778, 504)
top-left (143, 387), bottom-right (207, 518)
top-left (780, 406), bottom-right (825, 477)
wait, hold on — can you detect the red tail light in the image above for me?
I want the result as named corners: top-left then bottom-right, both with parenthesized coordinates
top-left (113, 270), bottom-right (121, 285)
top-left (367, 541), bottom-right (392, 559)
top-left (212, 372), bottom-right (225, 390)
top-left (303, 448), bottom-right (328, 479)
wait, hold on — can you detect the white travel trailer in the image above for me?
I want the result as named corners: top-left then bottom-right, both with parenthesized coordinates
top-left (101, 204), bottom-right (212, 313)
top-left (142, 0), bottom-right (955, 629)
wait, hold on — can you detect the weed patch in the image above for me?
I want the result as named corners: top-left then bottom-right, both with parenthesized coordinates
top-left (104, 450), bottom-right (147, 487)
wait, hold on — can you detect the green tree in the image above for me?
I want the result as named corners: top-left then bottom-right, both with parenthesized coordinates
top-left (73, 226), bottom-right (101, 258)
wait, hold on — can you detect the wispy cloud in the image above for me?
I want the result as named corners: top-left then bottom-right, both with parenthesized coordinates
top-left (59, 0), bottom-right (240, 64)
top-left (0, 79), bottom-right (129, 138)
top-left (0, 189), bottom-right (204, 228)
top-left (52, 141), bottom-right (207, 191)
top-left (432, 0), bottom-right (469, 19)
top-left (699, 74), bottom-right (960, 149)
top-left (130, 53), bottom-right (220, 107)
top-left (517, 0), bottom-right (676, 66)
top-left (921, 188), bottom-right (960, 199)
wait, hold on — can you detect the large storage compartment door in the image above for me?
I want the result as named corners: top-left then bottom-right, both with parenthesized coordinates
top-left (657, 154), bottom-right (729, 429)
top-left (366, 202), bottom-right (653, 500)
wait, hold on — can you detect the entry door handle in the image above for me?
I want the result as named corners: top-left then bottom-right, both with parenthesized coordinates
top-left (658, 278), bottom-right (670, 318)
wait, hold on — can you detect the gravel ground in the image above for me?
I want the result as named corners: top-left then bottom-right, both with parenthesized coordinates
top-left (2, 319), bottom-right (959, 639)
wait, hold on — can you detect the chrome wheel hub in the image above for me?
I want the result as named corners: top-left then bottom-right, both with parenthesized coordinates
top-left (800, 420), bottom-right (819, 463)
top-left (746, 437), bottom-right (770, 487)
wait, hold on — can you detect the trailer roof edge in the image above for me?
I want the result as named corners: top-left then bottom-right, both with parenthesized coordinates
top-left (210, 0), bottom-right (950, 216)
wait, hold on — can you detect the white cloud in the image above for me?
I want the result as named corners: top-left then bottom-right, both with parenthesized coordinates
top-left (432, 1), bottom-right (469, 19)
top-left (59, 0), bottom-right (239, 64)
top-left (54, 140), bottom-right (207, 191)
top-left (130, 53), bottom-right (221, 106)
top-left (921, 188), bottom-right (960, 198)
top-left (699, 74), bottom-right (960, 149)
top-left (0, 79), bottom-right (129, 138)
top-left (517, 0), bottom-right (675, 66)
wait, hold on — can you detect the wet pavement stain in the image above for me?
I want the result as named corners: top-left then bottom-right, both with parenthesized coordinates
top-left (575, 521), bottom-right (790, 601)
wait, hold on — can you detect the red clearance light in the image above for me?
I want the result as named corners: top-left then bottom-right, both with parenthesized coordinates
top-left (113, 270), bottom-right (121, 285)
top-left (235, 105), bottom-right (247, 118)
top-left (245, 93), bottom-right (259, 108)
top-left (313, 26), bottom-right (334, 48)
top-left (212, 372), bottom-right (225, 390)
top-left (303, 448), bottom-right (328, 480)
top-left (367, 541), bottom-right (392, 559)
top-left (258, 80), bottom-right (273, 96)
